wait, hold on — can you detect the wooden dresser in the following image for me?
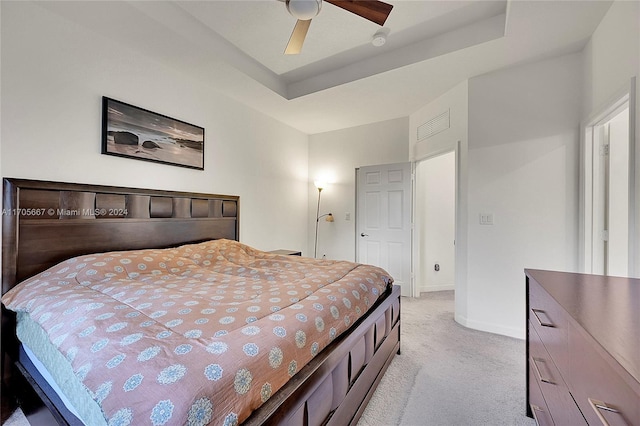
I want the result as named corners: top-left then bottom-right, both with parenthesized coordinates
top-left (525, 269), bottom-right (640, 425)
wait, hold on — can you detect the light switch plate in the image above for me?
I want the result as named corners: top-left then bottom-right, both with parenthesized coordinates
top-left (479, 213), bottom-right (494, 225)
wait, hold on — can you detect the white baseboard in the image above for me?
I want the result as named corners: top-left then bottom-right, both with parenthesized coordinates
top-left (454, 313), bottom-right (524, 340)
top-left (418, 284), bottom-right (454, 293)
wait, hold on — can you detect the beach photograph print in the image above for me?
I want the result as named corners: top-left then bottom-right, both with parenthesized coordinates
top-left (102, 97), bottom-right (204, 170)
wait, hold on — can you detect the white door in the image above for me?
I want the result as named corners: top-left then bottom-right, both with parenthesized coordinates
top-left (356, 162), bottom-right (412, 296)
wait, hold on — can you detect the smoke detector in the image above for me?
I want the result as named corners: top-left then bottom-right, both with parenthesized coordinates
top-left (372, 30), bottom-right (387, 47)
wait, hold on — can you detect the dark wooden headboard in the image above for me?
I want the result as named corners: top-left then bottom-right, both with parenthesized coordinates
top-left (1, 178), bottom-right (239, 294)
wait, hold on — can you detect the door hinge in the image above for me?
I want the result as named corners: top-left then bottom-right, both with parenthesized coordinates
top-left (600, 144), bottom-right (610, 156)
top-left (602, 230), bottom-right (609, 241)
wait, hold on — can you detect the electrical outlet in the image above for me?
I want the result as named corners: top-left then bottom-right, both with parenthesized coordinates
top-left (345, 212), bottom-right (351, 221)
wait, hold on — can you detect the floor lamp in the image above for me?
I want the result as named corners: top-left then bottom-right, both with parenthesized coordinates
top-left (314, 181), bottom-right (334, 258)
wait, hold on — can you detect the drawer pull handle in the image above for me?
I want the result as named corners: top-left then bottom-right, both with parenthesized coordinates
top-left (530, 404), bottom-right (545, 424)
top-left (531, 308), bottom-right (555, 327)
top-left (530, 357), bottom-right (554, 384)
top-left (588, 398), bottom-right (626, 426)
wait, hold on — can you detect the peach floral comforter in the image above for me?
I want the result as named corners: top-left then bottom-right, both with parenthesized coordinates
top-left (2, 239), bottom-right (392, 425)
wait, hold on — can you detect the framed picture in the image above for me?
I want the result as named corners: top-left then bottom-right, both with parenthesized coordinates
top-left (102, 97), bottom-right (204, 170)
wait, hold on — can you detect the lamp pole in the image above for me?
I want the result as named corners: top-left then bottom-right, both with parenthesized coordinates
top-left (314, 187), bottom-right (322, 258)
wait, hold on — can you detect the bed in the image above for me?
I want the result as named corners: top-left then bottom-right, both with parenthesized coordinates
top-left (1, 178), bottom-right (401, 426)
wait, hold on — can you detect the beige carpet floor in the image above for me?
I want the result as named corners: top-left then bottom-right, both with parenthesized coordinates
top-left (358, 291), bottom-right (536, 426)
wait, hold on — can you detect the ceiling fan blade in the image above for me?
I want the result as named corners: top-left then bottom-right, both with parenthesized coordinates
top-left (285, 19), bottom-right (312, 55)
top-left (325, 0), bottom-right (393, 26)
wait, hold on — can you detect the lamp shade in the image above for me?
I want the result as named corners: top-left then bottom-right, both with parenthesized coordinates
top-left (314, 180), bottom-right (326, 190)
top-left (286, 0), bottom-right (322, 20)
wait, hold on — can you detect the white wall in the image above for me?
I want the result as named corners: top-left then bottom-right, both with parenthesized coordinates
top-left (581, 0), bottom-right (640, 275)
top-left (0, 1), bottom-right (309, 253)
top-left (581, 1), bottom-right (639, 119)
top-left (465, 53), bottom-right (582, 338)
top-left (308, 118), bottom-right (409, 261)
top-left (411, 81), bottom-right (469, 161)
top-left (409, 56), bottom-right (582, 339)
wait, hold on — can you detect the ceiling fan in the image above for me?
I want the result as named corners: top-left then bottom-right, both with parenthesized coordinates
top-left (283, 0), bottom-right (393, 55)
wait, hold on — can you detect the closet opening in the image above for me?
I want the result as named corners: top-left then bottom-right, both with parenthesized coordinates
top-left (414, 150), bottom-right (456, 296)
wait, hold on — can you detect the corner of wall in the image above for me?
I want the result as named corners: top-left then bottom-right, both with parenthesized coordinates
top-left (454, 312), bottom-right (525, 340)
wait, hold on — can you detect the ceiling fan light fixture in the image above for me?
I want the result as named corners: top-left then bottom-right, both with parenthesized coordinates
top-left (286, 0), bottom-right (322, 20)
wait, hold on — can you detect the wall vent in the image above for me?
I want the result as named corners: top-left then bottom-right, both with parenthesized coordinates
top-left (417, 109), bottom-right (450, 141)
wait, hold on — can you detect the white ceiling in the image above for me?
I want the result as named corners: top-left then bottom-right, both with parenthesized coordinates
top-left (37, 0), bottom-right (612, 134)
top-left (175, 1), bottom-right (506, 75)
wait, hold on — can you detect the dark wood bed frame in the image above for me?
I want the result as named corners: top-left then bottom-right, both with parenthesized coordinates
top-left (1, 178), bottom-right (401, 426)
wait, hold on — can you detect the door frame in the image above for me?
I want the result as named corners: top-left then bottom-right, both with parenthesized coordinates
top-left (412, 140), bottom-right (460, 298)
top-left (579, 77), bottom-right (636, 275)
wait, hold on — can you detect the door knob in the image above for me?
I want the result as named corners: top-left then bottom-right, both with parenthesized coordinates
top-left (360, 233), bottom-right (369, 237)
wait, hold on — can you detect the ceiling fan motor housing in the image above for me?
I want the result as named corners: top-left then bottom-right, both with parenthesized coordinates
top-left (286, 0), bottom-right (322, 20)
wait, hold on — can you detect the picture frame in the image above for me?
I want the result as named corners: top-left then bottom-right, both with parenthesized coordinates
top-left (101, 97), bottom-right (204, 170)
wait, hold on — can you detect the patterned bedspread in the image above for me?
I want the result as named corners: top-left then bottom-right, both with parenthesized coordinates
top-left (1, 239), bottom-right (392, 425)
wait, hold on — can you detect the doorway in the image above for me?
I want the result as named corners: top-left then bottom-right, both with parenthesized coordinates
top-left (582, 79), bottom-right (636, 276)
top-left (414, 151), bottom-right (456, 296)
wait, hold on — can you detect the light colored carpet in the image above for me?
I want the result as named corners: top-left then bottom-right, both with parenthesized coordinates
top-left (3, 291), bottom-right (534, 426)
top-left (2, 409), bottom-right (28, 426)
top-left (358, 290), bottom-right (536, 426)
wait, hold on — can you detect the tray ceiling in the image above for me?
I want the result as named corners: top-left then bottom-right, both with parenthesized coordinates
top-left (32, 0), bottom-right (613, 133)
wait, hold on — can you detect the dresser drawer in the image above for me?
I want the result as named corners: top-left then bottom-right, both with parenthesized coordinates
top-left (529, 321), bottom-right (586, 425)
top-left (528, 278), bottom-right (570, 375)
top-left (528, 364), bottom-right (553, 426)
top-left (568, 322), bottom-right (640, 426)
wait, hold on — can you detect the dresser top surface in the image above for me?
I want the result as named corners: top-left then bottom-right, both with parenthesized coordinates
top-left (525, 269), bottom-right (640, 383)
